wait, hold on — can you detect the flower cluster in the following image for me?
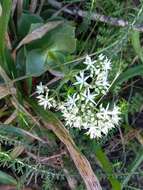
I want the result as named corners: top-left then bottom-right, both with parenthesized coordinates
top-left (36, 82), bottom-right (56, 110)
top-left (36, 55), bottom-right (121, 139)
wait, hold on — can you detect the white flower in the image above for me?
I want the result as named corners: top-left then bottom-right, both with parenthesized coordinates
top-left (86, 125), bottom-right (102, 139)
top-left (111, 105), bottom-right (121, 125)
top-left (74, 71), bottom-right (89, 89)
top-left (65, 93), bottom-right (79, 108)
top-left (103, 57), bottom-right (111, 71)
top-left (83, 55), bottom-right (96, 70)
top-left (73, 116), bottom-right (82, 129)
top-left (36, 54), bottom-right (121, 139)
top-left (82, 88), bottom-right (97, 105)
top-left (98, 54), bottom-right (105, 61)
top-left (38, 92), bottom-right (54, 110)
top-left (36, 82), bottom-right (46, 94)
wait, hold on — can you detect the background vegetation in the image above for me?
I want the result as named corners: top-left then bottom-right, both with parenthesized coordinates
top-left (1, 0), bottom-right (143, 189)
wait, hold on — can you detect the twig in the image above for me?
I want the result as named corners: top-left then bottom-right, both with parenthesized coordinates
top-left (30, 0), bottom-right (38, 13)
top-left (37, 0), bottom-right (45, 15)
top-left (4, 110), bottom-right (17, 124)
top-left (48, 0), bottom-right (143, 32)
top-left (63, 168), bottom-right (77, 190)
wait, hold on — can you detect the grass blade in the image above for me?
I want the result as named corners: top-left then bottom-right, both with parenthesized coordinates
top-left (122, 147), bottom-right (143, 188)
top-left (131, 31), bottom-right (143, 63)
top-left (0, 171), bottom-right (17, 185)
top-left (94, 144), bottom-right (121, 190)
top-left (112, 65), bottom-right (143, 88)
top-left (0, 0), bottom-right (12, 69)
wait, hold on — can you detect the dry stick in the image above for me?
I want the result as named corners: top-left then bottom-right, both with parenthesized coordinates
top-left (30, 0), bottom-right (38, 13)
top-left (44, 123), bottom-right (102, 190)
top-left (48, 0), bottom-right (143, 32)
top-left (12, 0), bottom-right (18, 17)
top-left (63, 168), bottom-right (77, 190)
top-left (37, 0), bottom-right (45, 15)
top-left (0, 84), bottom-right (11, 99)
top-left (4, 110), bottom-right (17, 124)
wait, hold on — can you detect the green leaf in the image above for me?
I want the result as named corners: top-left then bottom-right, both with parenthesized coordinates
top-left (122, 147), bottom-right (143, 188)
top-left (93, 144), bottom-right (121, 190)
top-left (0, 170), bottom-right (17, 185)
top-left (131, 31), bottom-right (143, 63)
top-left (16, 21), bottom-right (63, 51)
top-left (0, 124), bottom-right (30, 140)
top-left (26, 49), bottom-right (47, 75)
top-left (25, 23), bottom-right (76, 76)
top-left (28, 23), bottom-right (76, 53)
top-left (112, 65), bottom-right (143, 89)
top-left (0, 0), bottom-right (12, 70)
top-left (17, 13), bottom-right (43, 38)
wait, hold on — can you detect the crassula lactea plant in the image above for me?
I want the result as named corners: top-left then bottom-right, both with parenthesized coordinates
top-left (36, 54), bottom-right (121, 139)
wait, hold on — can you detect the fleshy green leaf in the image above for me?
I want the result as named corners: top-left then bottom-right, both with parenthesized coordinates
top-left (26, 49), bottom-right (47, 75)
top-left (28, 23), bottom-right (76, 53)
top-left (16, 21), bottom-right (63, 51)
top-left (25, 23), bottom-right (76, 76)
top-left (17, 13), bottom-right (43, 38)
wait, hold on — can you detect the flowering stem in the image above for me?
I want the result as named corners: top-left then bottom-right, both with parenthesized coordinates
top-left (28, 98), bottom-right (102, 190)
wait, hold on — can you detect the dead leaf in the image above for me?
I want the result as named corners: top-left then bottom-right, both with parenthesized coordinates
top-left (15, 21), bottom-right (63, 52)
top-left (12, 0), bottom-right (18, 17)
top-left (44, 122), bottom-right (102, 190)
top-left (30, 0), bottom-right (38, 13)
top-left (0, 85), bottom-right (10, 99)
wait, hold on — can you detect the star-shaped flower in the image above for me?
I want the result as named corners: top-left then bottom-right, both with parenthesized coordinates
top-left (36, 82), bottom-right (47, 94)
top-left (38, 92), bottom-right (53, 110)
top-left (82, 88), bottom-right (97, 104)
top-left (83, 55), bottom-right (96, 70)
top-left (74, 71), bottom-right (89, 89)
top-left (65, 93), bottom-right (79, 108)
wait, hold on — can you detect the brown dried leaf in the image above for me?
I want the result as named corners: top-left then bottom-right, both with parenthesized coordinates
top-left (0, 85), bottom-right (10, 99)
top-left (30, 0), bottom-right (38, 13)
top-left (45, 122), bottom-right (102, 190)
top-left (12, 0), bottom-right (18, 16)
top-left (27, 99), bottom-right (102, 190)
top-left (10, 145), bottom-right (25, 158)
top-left (17, 0), bottom-right (23, 19)
top-left (15, 21), bottom-right (63, 52)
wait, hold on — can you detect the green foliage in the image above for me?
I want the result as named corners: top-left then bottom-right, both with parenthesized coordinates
top-left (1, 0), bottom-right (143, 189)
top-left (129, 93), bottom-right (143, 114)
top-left (0, 0), bottom-right (12, 71)
top-left (17, 13), bottom-right (43, 38)
top-left (93, 143), bottom-right (122, 190)
top-left (112, 65), bottom-right (143, 90)
top-left (0, 170), bottom-right (17, 185)
top-left (131, 31), bottom-right (143, 63)
top-left (25, 23), bottom-right (76, 76)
